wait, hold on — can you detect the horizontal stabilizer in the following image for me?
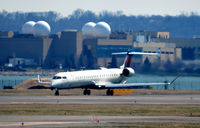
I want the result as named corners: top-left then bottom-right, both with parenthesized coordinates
top-left (112, 51), bottom-right (159, 56)
top-left (112, 50), bottom-right (160, 68)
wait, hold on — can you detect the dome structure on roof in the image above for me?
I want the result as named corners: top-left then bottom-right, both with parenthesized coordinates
top-left (94, 22), bottom-right (111, 38)
top-left (82, 22), bottom-right (96, 39)
top-left (22, 21), bottom-right (36, 34)
top-left (33, 21), bottom-right (51, 36)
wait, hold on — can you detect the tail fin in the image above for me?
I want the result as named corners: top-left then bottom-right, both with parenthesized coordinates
top-left (122, 53), bottom-right (133, 68)
top-left (112, 50), bottom-right (160, 69)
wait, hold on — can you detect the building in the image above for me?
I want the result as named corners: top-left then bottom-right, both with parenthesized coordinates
top-left (0, 33), bottom-right (52, 66)
top-left (45, 30), bottom-right (83, 68)
top-left (152, 38), bottom-right (200, 60)
top-left (83, 31), bottom-right (180, 68)
top-left (133, 31), bottom-right (170, 43)
top-left (133, 42), bottom-right (181, 64)
top-left (82, 35), bottom-right (133, 67)
top-left (0, 30), bottom-right (83, 68)
top-left (2, 29), bottom-right (199, 70)
top-left (157, 32), bottom-right (170, 39)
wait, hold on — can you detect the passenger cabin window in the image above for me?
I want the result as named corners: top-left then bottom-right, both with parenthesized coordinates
top-left (63, 76), bottom-right (67, 79)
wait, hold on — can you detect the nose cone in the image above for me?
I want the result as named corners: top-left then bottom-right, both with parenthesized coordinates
top-left (51, 80), bottom-right (56, 87)
top-left (51, 80), bottom-right (62, 88)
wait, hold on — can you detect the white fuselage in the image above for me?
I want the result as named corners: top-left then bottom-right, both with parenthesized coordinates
top-left (51, 68), bottom-right (134, 89)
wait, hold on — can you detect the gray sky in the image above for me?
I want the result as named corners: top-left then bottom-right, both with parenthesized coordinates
top-left (1, 0), bottom-right (200, 16)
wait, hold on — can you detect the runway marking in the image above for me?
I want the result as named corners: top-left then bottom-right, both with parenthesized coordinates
top-left (0, 95), bottom-right (199, 104)
top-left (0, 116), bottom-right (200, 127)
top-left (11, 102), bottom-right (32, 104)
top-left (0, 121), bottom-right (90, 127)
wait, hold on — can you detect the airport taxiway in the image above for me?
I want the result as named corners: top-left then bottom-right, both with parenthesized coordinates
top-left (0, 115), bottom-right (200, 127)
top-left (0, 94), bottom-right (199, 104)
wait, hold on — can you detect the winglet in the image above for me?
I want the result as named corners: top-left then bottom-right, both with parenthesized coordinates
top-left (38, 75), bottom-right (42, 83)
top-left (37, 75), bottom-right (51, 85)
top-left (170, 74), bottom-right (181, 85)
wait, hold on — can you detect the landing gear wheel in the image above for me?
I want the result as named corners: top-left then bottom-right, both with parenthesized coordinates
top-left (55, 90), bottom-right (59, 96)
top-left (83, 90), bottom-right (87, 95)
top-left (83, 89), bottom-right (91, 95)
top-left (106, 89), bottom-right (114, 96)
top-left (87, 90), bottom-right (91, 95)
top-left (110, 90), bottom-right (113, 96)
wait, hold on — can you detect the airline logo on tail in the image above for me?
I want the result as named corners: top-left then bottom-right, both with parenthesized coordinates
top-left (124, 54), bottom-right (133, 68)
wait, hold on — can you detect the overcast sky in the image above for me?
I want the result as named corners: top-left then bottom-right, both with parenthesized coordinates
top-left (1, 0), bottom-right (200, 16)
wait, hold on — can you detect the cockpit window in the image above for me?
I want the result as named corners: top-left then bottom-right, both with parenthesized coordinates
top-left (57, 76), bottom-right (61, 79)
top-left (52, 76), bottom-right (57, 79)
top-left (52, 76), bottom-right (67, 79)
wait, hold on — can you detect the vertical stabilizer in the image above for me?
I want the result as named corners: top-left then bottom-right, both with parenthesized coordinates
top-left (122, 53), bottom-right (133, 68)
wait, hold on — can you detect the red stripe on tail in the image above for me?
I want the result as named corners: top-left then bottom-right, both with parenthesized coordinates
top-left (125, 54), bottom-right (133, 67)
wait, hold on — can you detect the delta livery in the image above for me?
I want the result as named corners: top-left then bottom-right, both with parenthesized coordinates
top-left (38, 51), bottom-right (178, 96)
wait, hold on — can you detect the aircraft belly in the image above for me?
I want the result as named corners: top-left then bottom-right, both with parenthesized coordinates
top-left (68, 80), bottom-right (94, 88)
top-left (109, 77), bottom-right (123, 84)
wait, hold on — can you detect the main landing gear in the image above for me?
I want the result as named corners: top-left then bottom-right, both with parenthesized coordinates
top-left (55, 89), bottom-right (59, 96)
top-left (54, 89), bottom-right (113, 96)
top-left (106, 89), bottom-right (114, 96)
top-left (83, 89), bottom-right (91, 95)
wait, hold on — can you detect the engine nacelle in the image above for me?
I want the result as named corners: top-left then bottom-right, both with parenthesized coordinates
top-left (122, 68), bottom-right (135, 77)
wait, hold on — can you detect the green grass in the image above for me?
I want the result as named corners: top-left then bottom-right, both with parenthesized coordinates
top-left (0, 104), bottom-right (199, 117)
top-left (32, 123), bottom-right (200, 128)
top-left (1, 103), bottom-right (199, 128)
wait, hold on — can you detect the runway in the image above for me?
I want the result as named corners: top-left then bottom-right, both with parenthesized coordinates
top-left (0, 115), bottom-right (200, 127)
top-left (0, 94), bottom-right (200, 127)
top-left (0, 94), bottom-right (200, 104)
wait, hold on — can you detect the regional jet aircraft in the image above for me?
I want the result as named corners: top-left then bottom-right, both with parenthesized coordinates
top-left (38, 51), bottom-right (178, 96)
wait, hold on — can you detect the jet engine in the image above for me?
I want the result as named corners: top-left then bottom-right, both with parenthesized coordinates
top-left (122, 68), bottom-right (135, 77)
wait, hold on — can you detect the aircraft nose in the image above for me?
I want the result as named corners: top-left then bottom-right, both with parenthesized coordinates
top-left (51, 80), bottom-right (57, 87)
top-left (51, 80), bottom-right (63, 88)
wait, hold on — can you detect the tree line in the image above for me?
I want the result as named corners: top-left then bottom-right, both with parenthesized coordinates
top-left (1, 9), bottom-right (200, 38)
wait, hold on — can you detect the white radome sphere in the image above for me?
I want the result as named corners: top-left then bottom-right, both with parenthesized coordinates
top-left (82, 22), bottom-right (96, 39)
top-left (22, 21), bottom-right (36, 34)
top-left (33, 21), bottom-right (51, 36)
top-left (94, 22), bottom-right (111, 38)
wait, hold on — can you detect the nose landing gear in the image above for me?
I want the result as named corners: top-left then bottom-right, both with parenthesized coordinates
top-left (55, 89), bottom-right (59, 96)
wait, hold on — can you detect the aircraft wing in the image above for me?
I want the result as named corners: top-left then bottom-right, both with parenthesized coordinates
top-left (96, 74), bottom-right (179, 89)
top-left (101, 82), bottom-right (169, 89)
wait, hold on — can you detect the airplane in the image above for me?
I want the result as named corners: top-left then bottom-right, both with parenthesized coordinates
top-left (38, 51), bottom-right (179, 96)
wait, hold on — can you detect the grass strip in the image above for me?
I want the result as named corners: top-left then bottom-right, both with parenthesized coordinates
top-left (31, 122), bottom-right (200, 128)
top-left (0, 104), bottom-right (199, 117)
